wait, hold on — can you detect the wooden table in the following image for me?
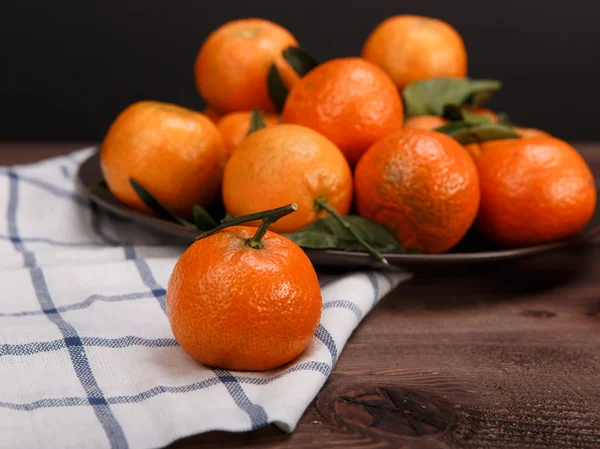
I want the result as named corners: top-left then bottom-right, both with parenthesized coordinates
top-left (2, 143), bottom-right (599, 449)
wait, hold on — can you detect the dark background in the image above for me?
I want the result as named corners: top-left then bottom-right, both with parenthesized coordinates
top-left (2, 0), bottom-right (599, 142)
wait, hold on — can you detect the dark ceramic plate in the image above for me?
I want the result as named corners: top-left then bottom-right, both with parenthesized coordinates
top-left (79, 151), bottom-right (600, 269)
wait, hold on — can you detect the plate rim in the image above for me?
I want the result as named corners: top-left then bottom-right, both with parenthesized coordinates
top-left (78, 150), bottom-right (600, 265)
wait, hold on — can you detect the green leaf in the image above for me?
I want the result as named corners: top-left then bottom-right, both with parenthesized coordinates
top-left (283, 215), bottom-right (410, 253)
top-left (192, 204), bottom-right (218, 231)
top-left (282, 46), bottom-right (319, 77)
top-left (470, 89), bottom-right (497, 108)
top-left (441, 103), bottom-right (464, 121)
top-left (266, 47), bottom-right (319, 113)
top-left (435, 122), bottom-right (520, 145)
top-left (403, 78), bottom-right (502, 117)
top-left (267, 65), bottom-right (288, 113)
top-left (247, 108), bottom-right (266, 135)
top-left (280, 231), bottom-right (341, 249)
top-left (442, 104), bottom-right (494, 125)
top-left (129, 178), bottom-right (195, 227)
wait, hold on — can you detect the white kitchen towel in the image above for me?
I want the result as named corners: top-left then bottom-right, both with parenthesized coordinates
top-left (0, 148), bottom-right (411, 449)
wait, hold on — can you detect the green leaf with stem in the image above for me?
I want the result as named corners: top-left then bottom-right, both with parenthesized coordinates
top-left (403, 78), bottom-right (502, 117)
top-left (435, 122), bottom-right (520, 145)
top-left (283, 215), bottom-right (409, 254)
top-left (313, 197), bottom-right (388, 264)
top-left (192, 204), bottom-right (218, 231)
top-left (267, 65), bottom-right (289, 113)
top-left (442, 104), bottom-right (494, 125)
top-left (282, 46), bottom-right (319, 77)
top-left (267, 46), bottom-right (319, 113)
top-left (129, 178), bottom-right (195, 228)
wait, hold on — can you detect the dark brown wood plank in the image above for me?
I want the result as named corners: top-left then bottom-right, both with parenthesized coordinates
top-left (2, 142), bottom-right (600, 448)
top-left (0, 142), bottom-right (97, 165)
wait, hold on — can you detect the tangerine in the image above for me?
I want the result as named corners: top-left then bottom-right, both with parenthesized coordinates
top-left (222, 124), bottom-right (353, 233)
top-left (475, 137), bottom-right (596, 247)
top-left (216, 111), bottom-right (279, 157)
top-left (167, 225), bottom-right (322, 371)
top-left (194, 18), bottom-right (298, 113)
top-left (362, 15), bottom-right (467, 90)
top-left (100, 101), bottom-right (226, 217)
top-left (282, 57), bottom-right (404, 166)
top-left (404, 115), bottom-right (448, 130)
top-left (468, 107), bottom-right (498, 123)
top-left (354, 128), bottom-right (480, 254)
top-left (515, 127), bottom-right (552, 139)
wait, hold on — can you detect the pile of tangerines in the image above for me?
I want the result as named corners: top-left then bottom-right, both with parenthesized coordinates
top-left (100, 16), bottom-right (597, 371)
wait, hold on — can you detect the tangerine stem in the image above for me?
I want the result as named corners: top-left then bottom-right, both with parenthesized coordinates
top-left (196, 203), bottom-right (298, 241)
top-left (314, 197), bottom-right (388, 265)
top-left (247, 205), bottom-right (296, 248)
top-left (246, 220), bottom-right (272, 249)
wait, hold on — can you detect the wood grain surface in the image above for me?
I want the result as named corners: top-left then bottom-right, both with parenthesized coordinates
top-left (2, 143), bottom-right (599, 449)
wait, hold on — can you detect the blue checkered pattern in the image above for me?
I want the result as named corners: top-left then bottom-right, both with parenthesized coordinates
top-left (0, 148), bottom-right (410, 449)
